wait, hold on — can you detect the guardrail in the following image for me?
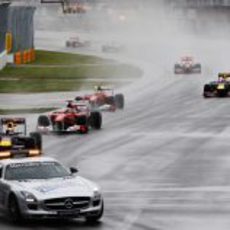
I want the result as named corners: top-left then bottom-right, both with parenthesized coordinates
top-left (172, 0), bottom-right (230, 8)
top-left (0, 50), bottom-right (7, 70)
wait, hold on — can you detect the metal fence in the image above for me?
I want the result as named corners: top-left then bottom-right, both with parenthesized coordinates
top-left (0, 4), bottom-right (9, 52)
top-left (7, 6), bottom-right (35, 52)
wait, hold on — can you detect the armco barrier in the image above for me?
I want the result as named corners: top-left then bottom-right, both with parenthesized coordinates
top-left (0, 51), bottom-right (7, 70)
top-left (0, 4), bottom-right (8, 53)
top-left (14, 49), bottom-right (36, 65)
top-left (7, 6), bottom-right (35, 52)
top-left (5, 32), bottom-right (12, 54)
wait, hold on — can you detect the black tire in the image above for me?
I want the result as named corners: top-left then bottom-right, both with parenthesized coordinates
top-left (37, 115), bottom-right (51, 127)
top-left (193, 64), bottom-right (201, 73)
top-left (30, 132), bottom-right (42, 150)
top-left (86, 201), bottom-right (104, 223)
top-left (203, 84), bottom-right (211, 92)
top-left (8, 194), bottom-right (22, 223)
top-left (114, 94), bottom-right (124, 109)
top-left (66, 41), bottom-right (71, 47)
top-left (174, 65), bottom-right (181, 74)
top-left (194, 63), bottom-right (201, 69)
top-left (89, 112), bottom-right (102, 130)
top-left (24, 137), bottom-right (36, 149)
top-left (203, 84), bottom-right (212, 98)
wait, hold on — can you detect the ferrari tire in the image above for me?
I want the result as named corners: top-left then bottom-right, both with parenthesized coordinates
top-left (37, 115), bottom-right (51, 127)
top-left (114, 94), bottom-right (124, 109)
top-left (89, 112), bottom-right (102, 130)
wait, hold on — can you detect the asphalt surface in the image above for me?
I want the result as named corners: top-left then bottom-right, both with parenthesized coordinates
top-left (2, 29), bottom-right (230, 230)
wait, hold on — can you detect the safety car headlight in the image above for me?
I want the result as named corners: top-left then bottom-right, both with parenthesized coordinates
top-left (21, 191), bottom-right (37, 203)
top-left (93, 189), bottom-right (101, 200)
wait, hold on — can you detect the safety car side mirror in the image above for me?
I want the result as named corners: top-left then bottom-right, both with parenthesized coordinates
top-left (70, 167), bottom-right (78, 174)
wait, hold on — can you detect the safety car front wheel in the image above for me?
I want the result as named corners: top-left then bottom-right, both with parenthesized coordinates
top-left (85, 201), bottom-right (104, 223)
top-left (8, 195), bottom-right (22, 223)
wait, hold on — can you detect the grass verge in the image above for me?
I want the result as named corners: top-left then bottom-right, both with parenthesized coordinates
top-left (0, 50), bottom-right (142, 93)
top-left (0, 107), bottom-right (57, 115)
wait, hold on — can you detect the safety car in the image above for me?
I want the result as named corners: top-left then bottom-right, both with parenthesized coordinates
top-left (0, 117), bottom-right (42, 158)
top-left (174, 56), bottom-right (201, 74)
top-left (203, 73), bottom-right (230, 97)
top-left (0, 156), bottom-right (103, 223)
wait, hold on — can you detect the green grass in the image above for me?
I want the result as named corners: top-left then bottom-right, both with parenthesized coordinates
top-left (0, 107), bottom-right (57, 115)
top-left (0, 50), bottom-right (142, 93)
top-left (34, 50), bottom-right (107, 65)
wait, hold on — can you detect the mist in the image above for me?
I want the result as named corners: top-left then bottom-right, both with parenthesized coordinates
top-left (34, 1), bottom-right (230, 92)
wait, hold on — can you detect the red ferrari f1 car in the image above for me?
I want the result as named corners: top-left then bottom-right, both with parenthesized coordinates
top-left (75, 86), bottom-right (124, 112)
top-left (37, 101), bottom-right (102, 134)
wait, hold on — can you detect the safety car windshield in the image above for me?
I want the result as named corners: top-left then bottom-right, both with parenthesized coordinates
top-left (5, 161), bottom-right (70, 180)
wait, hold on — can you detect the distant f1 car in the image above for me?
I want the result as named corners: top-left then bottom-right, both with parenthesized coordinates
top-left (174, 56), bottom-right (201, 74)
top-left (0, 117), bottom-right (42, 159)
top-left (101, 42), bottom-right (124, 53)
top-left (75, 86), bottom-right (124, 112)
top-left (66, 37), bottom-right (90, 48)
top-left (37, 100), bottom-right (102, 134)
top-left (203, 73), bottom-right (230, 97)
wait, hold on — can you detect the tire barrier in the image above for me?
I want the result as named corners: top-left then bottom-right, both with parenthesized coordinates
top-left (14, 52), bottom-right (22, 65)
top-left (7, 6), bottom-right (36, 65)
top-left (14, 49), bottom-right (35, 65)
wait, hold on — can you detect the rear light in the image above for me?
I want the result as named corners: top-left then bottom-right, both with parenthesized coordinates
top-left (29, 149), bottom-right (41, 157)
top-left (0, 151), bottom-right (11, 158)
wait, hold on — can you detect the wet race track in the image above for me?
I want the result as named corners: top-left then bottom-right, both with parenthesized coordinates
top-left (2, 9), bottom-right (230, 230)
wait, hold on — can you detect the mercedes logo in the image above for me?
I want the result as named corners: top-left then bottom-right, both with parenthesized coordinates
top-left (64, 198), bottom-right (74, 209)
